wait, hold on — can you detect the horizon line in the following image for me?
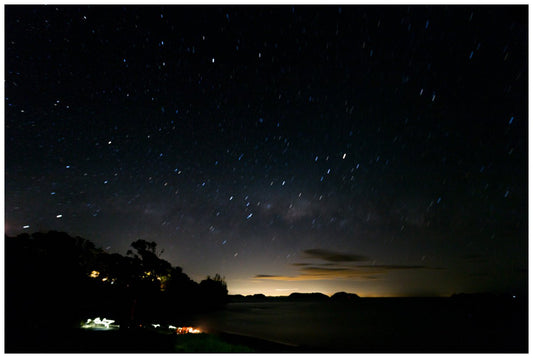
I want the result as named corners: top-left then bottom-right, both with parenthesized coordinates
top-left (227, 291), bottom-right (520, 298)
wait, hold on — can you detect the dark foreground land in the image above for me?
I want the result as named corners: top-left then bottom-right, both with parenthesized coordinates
top-left (6, 328), bottom-right (292, 353)
top-left (7, 296), bottom-right (528, 353)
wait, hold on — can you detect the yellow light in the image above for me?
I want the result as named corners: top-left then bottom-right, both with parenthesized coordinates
top-left (89, 270), bottom-right (100, 278)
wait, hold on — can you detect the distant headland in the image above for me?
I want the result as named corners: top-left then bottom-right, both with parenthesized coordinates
top-left (229, 291), bottom-right (359, 302)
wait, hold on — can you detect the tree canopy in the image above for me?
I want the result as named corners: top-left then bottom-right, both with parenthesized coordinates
top-left (5, 231), bottom-right (229, 334)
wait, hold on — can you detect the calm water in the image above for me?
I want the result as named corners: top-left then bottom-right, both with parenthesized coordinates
top-left (192, 298), bottom-right (527, 352)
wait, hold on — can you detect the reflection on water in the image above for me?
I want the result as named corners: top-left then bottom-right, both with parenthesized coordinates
top-left (194, 301), bottom-right (401, 348)
top-left (192, 299), bottom-right (527, 352)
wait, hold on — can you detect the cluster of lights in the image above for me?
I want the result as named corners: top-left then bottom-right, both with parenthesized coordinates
top-left (176, 326), bottom-right (201, 334)
top-left (81, 317), bottom-right (119, 330)
top-left (88, 270), bottom-right (115, 284)
top-left (83, 318), bottom-right (201, 334)
top-left (88, 270), bottom-right (169, 289)
top-left (151, 323), bottom-right (202, 334)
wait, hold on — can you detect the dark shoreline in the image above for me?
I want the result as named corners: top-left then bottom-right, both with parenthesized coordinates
top-left (215, 331), bottom-right (301, 352)
top-left (6, 328), bottom-right (298, 353)
top-left (8, 326), bottom-right (527, 354)
top-left (6, 295), bottom-right (528, 353)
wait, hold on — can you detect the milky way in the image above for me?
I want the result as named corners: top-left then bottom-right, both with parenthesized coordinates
top-left (5, 5), bottom-right (527, 296)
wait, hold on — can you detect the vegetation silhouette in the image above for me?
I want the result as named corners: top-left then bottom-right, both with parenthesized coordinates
top-left (5, 231), bottom-right (527, 353)
top-left (5, 231), bottom-right (228, 351)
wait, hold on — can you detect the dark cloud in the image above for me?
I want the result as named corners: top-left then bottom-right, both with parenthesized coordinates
top-left (255, 251), bottom-right (446, 282)
top-left (355, 265), bottom-right (443, 270)
top-left (303, 249), bottom-right (369, 262)
top-left (291, 262), bottom-right (337, 267)
top-left (301, 267), bottom-right (351, 272)
top-left (254, 265), bottom-right (386, 281)
top-left (254, 274), bottom-right (281, 278)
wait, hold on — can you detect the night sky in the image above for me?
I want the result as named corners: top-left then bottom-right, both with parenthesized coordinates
top-left (5, 5), bottom-right (528, 297)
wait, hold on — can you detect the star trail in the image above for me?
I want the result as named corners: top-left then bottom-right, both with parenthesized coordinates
top-left (4, 5), bottom-right (527, 297)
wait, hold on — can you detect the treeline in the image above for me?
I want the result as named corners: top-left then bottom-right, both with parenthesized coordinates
top-left (5, 231), bottom-right (228, 334)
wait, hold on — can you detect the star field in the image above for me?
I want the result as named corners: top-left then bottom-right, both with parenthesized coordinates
top-left (5, 5), bottom-right (527, 296)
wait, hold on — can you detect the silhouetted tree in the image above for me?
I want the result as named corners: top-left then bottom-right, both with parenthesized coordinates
top-left (198, 274), bottom-right (229, 309)
top-left (127, 239), bottom-right (172, 284)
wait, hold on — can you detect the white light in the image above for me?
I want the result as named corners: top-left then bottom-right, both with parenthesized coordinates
top-left (342, 153), bottom-right (347, 159)
top-left (23, 225), bottom-right (30, 229)
top-left (152, 323), bottom-right (160, 328)
top-left (169, 325), bottom-right (177, 330)
top-left (56, 214), bottom-right (63, 218)
top-left (94, 317), bottom-right (115, 329)
top-left (82, 317), bottom-right (118, 330)
top-left (212, 57), bottom-right (215, 63)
